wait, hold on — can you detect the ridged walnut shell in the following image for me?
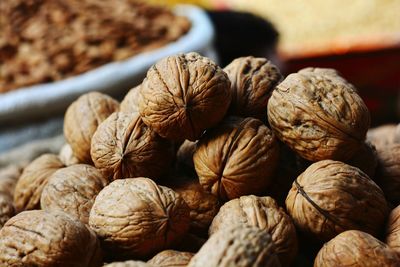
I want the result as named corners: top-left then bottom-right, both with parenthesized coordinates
top-left (209, 195), bottom-right (297, 267)
top-left (91, 112), bottom-right (174, 180)
top-left (148, 250), bottom-right (194, 266)
top-left (193, 116), bottom-right (279, 201)
top-left (268, 68), bottom-right (370, 161)
top-left (187, 225), bottom-right (281, 267)
top-left (89, 178), bottom-right (190, 259)
top-left (0, 210), bottom-right (102, 267)
top-left (64, 91), bottom-right (119, 163)
top-left (104, 261), bottom-right (151, 267)
top-left (139, 52), bottom-right (231, 141)
top-left (13, 154), bottom-right (64, 212)
top-left (58, 143), bottom-right (80, 166)
top-left (386, 205), bottom-right (400, 253)
top-left (286, 160), bottom-right (388, 242)
top-left (0, 193), bottom-right (14, 228)
top-left (314, 230), bottom-right (400, 267)
top-left (345, 141), bottom-right (378, 179)
top-left (223, 56), bottom-right (282, 119)
top-left (41, 164), bottom-right (109, 224)
top-left (120, 85), bottom-right (141, 114)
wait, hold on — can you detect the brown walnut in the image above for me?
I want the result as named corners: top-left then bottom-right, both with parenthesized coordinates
top-left (41, 164), bottom-right (109, 224)
top-left (0, 193), bottom-right (14, 228)
top-left (139, 52), bottom-right (231, 141)
top-left (91, 112), bottom-right (174, 180)
top-left (223, 56), bottom-right (282, 119)
top-left (104, 261), bottom-right (152, 267)
top-left (286, 160), bottom-right (388, 242)
top-left (367, 124), bottom-right (398, 151)
top-left (59, 143), bottom-right (80, 166)
top-left (120, 85), bottom-right (141, 114)
top-left (386, 205), bottom-right (400, 253)
top-left (89, 178), bottom-right (190, 259)
top-left (209, 195), bottom-right (297, 267)
top-left (148, 250), bottom-right (194, 267)
top-left (193, 116), bottom-right (279, 201)
top-left (0, 210), bottom-right (102, 267)
top-left (187, 225), bottom-right (281, 267)
top-left (64, 91), bottom-right (120, 163)
top-left (314, 230), bottom-right (400, 267)
top-left (14, 154), bottom-right (64, 212)
top-left (268, 68), bottom-right (370, 161)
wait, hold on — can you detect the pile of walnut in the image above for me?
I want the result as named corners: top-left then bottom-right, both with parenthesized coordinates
top-left (1, 52), bottom-right (400, 267)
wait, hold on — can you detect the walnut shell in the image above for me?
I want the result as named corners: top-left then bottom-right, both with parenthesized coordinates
top-left (14, 154), bottom-right (64, 212)
top-left (386, 205), bottom-right (400, 253)
top-left (0, 164), bottom-right (23, 196)
top-left (148, 250), bottom-right (194, 266)
top-left (59, 143), bottom-right (80, 166)
top-left (120, 85), bottom-right (141, 114)
top-left (89, 178), bottom-right (190, 259)
top-left (176, 140), bottom-right (197, 174)
top-left (41, 164), bottom-right (109, 224)
top-left (345, 141), bottom-right (378, 179)
top-left (314, 230), bottom-right (400, 267)
top-left (209, 195), bottom-right (297, 266)
top-left (0, 210), bottom-right (102, 267)
top-left (268, 68), bottom-right (370, 161)
top-left (104, 261), bottom-right (152, 267)
top-left (367, 124), bottom-right (397, 151)
top-left (193, 116), bottom-right (279, 201)
top-left (91, 112), bottom-right (174, 180)
top-left (64, 92), bottom-right (119, 163)
top-left (139, 52), bottom-right (231, 141)
top-left (0, 193), bottom-right (14, 228)
top-left (223, 56), bottom-right (282, 119)
top-left (286, 160), bottom-right (388, 242)
top-left (187, 225), bottom-right (280, 267)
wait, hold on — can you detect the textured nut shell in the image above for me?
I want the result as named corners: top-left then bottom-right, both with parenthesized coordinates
top-left (148, 250), bottom-right (194, 266)
top-left (209, 195), bottom-right (297, 267)
top-left (41, 164), bottom-right (108, 224)
top-left (345, 141), bottom-right (378, 179)
top-left (58, 143), bottom-right (80, 166)
top-left (91, 112), bottom-right (174, 180)
top-left (386, 205), bottom-right (400, 253)
top-left (188, 226), bottom-right (280, 267)
top-left (224, 56), bottom-right (282, 119)
top-left (120, 85), bottom-right (141, 114)
top-left (104, 261), bottom-right (152, 267)
top-left (89, 178), bottom-right (190, 259)
top-left (64, 92), bottom-right (119, 163)
top-left (139, 52), bottom-right (231, 141)
top-left (0, 193), bottom-right (14, 228)
top-left (174, 180), bottom-right (219, 234)
top-left (14, 154), bottom-right (64, 212)
top-left (367, 124), bottom-right (397, 151)
top-left (286, 160), bottom-right (388, 241)
top-left (0, 164), bottom-right (23, 195)
top-left (314, 230), bottom-right (400, 267)
top-left (0, 210), bottom-right (102, 267)
top-left (193, 117), bottom-right (279, 200)
top-left (268, 68), bottom-right (370, 161)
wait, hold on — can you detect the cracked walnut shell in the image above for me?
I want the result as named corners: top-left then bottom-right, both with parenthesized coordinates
top-left (286, 160), bottom-right (388, 242)
top-left (64, 92), bottom-right (120, 163)
top-left (268, 68), bottom-right (370, 161)
top-left (209, 195), bottom-right (297, 267)
top-left (0, 210), bottom-right (102, 267)
top-left (148, 250), bottom-right (194, 266)
top-left (91, 112), bottom-right (174, 180)
top-left (193, 116), bottom-right (279, 201)
top-left (89, 178), bottom-right (190, 259)
top-left (139, 52), bottom-right (231, 141)
top-left (41, 164), bottom-right (109, 224)
top-left (314, 230), bottom-right (400, 267)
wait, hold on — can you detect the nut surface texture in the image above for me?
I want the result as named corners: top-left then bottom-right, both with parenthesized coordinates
top-left (91, 112), bottom-right (174, 180)
top-left (0, 193), bottom-right (14, 228)
top-left (0, 210), bottom-right (102, 267)
top-left (209, 195), bottom-right (297, 266)
top-left (148, 250), bottom-right (194, 266)
top-left (286, 160), bottom-right (388, 241)
top-left (89, 178), bottom-right (190, 259)
top-left (64, 91), bottom-right (119, 163)
top-left (314, 230), bottom-right (400, 267)
top-left (139, 52), bottom-right (231, 141)
top-left (386, 205), bottom-right (400, 253)
top-left (14, 154), bottom-right (64, 212)
top-left (0, 164), bottom-right (22, 196)
top-left (104, 261), bottom-right (152, 267)
top-left (41, 164), bottom-right (108, 224)
top-left (193, 116), bottom-right (279, 200)
top-left (367, 124), bottom-right (397, 151)
top-left (120, 85), bottom-right (141, 114)
top-left (268, 68), bottom-right (370, 161)
top-left (187, 225), bottom-right (281, 267)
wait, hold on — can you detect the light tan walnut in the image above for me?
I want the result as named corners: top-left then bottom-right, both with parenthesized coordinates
top-left (367, 124), bottom-right (397, 151)
top-left (0, 164), bottom-right (23, 196)
top-left (120, 85), bottom-right (141, 114)
top-left (0, 193), bottom-right (14, 228)
top-left (58, 143), bottom-right (80, 166)
top-left (386, 204), bottom-right (400, 252)
top-left (104, 261), bottom-right (152, 267)
top-left (148, 250), bottom-right (194, 267)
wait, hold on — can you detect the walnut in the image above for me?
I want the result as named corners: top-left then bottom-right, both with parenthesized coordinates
top-left (139, 52), bottom-right (231, 141)
top-left (104, 261), bottom-right (152, 267)
top-left (187, 225), bottom-right (280, 267)
top-left (209, 195), bottom-right (297, 267)
top-left (58, 143), bottom-right (80, 166)
top-left (148, 250), bottom-right (194, 267)
top-left (193, 116), bottom-right (279, 201)
top-left (176, 140), bottom-right (197, 174)
top-left (314, 230), bottom-right (400, 267)
top-left (367, 124), bottom-right (398, 151)
top-left (286, 160), bottom-right (388, 242)
top-left (0, 194), bottom-right (14, 228)
top-left (89, 178), bottom-right (190, 259)
top-left (13, 154), bottom-right (64, 212)
top-left (0, 164), bottom-right (23, 196)
top-left (41, 164), bottom-right (109, 224)
top-left (386, 205), bottom-right (400, 253)
top-left (268, 68), bottom-right (370, 161)
top-left (91, 112), bottom-right (175, 180)
top-left (345, 141), bottom-right (378, 179)
top-left (223, 56), bottom-right (282, 119)
top-left (120, 85), bottom-right (141, 114)
top-left (0, 210), bottom-right (102, 266)
top-left (64, 91), bottom-right (120, 163)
